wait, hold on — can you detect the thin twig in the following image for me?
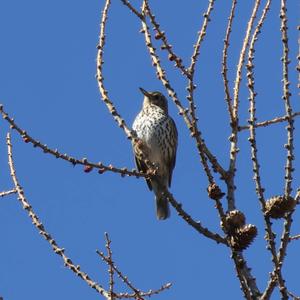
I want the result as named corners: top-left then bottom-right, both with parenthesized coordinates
top-left (287, 291), bottom-right (300, 300)
top-left (231, 251), bottom-right (261, 299)
top-left (104, 233), bottom-right (115, 300)
top-left (238, 112), bottom-right (300, 131)
top-left (246, 1), bottom-right (288, 299)
top-left (120, 0), bottom-right (143, 20)
top-left (115, 282), bottom-right (171, 299)
top-left (221, 0), bottom-right (237, 126)
top-left (187, 0), bottom-right (215, 140)
top-left (97, 0), bottom-right (134, 140)
top-left (143, 0), bottom-right (189, 77)
top-left (163, 189), bottom-right (227, 245)
top-left (0, 105), bottom-right (148, 178)
top-left (289, 234), bottom-right (300, 241)
top-left (189, 0), bottom-right (215, 74)
top-left (265, 3), bottom-right (295, 299)
top-left (98, 248), bottom-right (144, 299)
top-left (97, 235), bottom-right (171, 299)
top-left (6, 132), bottom-right (109, 298)
top-left (280, 0), bottom-right (294, 199)
top-left (232, 0), bottom-right (261, 120)
top-left (0, 189), bottom-right (17, 197)
top-left (226, 0), bottom-right (261, 211)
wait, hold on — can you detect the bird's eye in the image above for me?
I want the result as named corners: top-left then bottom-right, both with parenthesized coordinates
top-left (154, 95), bottom-right (159, 100)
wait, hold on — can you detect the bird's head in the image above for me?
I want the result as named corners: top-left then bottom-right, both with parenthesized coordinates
top-left (139, 87), bottom-right (168, 113)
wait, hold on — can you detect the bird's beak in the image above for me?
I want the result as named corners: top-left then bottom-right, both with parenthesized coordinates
top-left (139, 87), bottom-right (151, 97)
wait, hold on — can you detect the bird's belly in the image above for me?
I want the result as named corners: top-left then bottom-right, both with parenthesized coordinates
top-left (137, 121), bottom-right (165, 166)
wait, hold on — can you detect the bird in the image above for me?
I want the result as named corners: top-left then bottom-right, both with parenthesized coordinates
top-left (132, 88), bottom-right (178, 220)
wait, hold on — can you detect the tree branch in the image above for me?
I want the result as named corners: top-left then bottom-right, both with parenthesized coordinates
top-left (0, 189), bottom-right (17, 198)
top-left (221, 0), bottom-right (237, 126)
top-left (246, 1), bottom-right (289, 298)
top-left (164, 189), bottom-right (227, 245)
top-left (263, 3), bottom-right (296, 298)
top-left (226, 0), bottom-right (261, 211)
top-left (238, 112), bottom-right (300, 131)
top-left (6, 132), bottom-right (110, 298)
top-left (143, 0), bottom-right (189, 77)
top-left (97, 233), bottom-right (171, 299)
top-left (187, 0), bottom-right (215, 134)
top-left (97, 0), bottom-right (134, 140)
top-left (0, 105), bottom-right (148, 178)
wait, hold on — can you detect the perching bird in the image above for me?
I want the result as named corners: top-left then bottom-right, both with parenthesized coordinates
top-left (132, 88), bottom-right (178, 220)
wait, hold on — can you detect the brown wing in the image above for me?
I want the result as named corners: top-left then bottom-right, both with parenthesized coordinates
top-left (165, 117), bottom-right (178, 187)
top-left (134, 156), bottom-right (153, 191)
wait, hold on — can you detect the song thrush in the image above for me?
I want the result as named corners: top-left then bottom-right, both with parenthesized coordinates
top-left (132, 88), bottom-right (178, 220)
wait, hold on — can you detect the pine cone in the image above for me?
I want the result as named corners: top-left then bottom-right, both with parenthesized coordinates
top-left (265, 195), bottom-right (296, 219)
top-left (230, 224), bottom-right (258, 251)
top-left (225, 210), bottom-right (246, 234)
top-left (207, 183), bottom-right (225, 200)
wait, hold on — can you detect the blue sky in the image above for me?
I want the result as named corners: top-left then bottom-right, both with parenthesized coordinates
top-left (0, 1), bottom-right (299, 299)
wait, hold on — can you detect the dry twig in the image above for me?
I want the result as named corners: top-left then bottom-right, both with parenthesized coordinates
top-left (187, 0), bottom-right (215, 134)
top-left (6, 132), bottom-right (110, 298)
top-left (261, 2), bottom-right (296, 299)
top-left (246, 1), bottom-right (289, 298)
top-left (238, 112), bottom-right (300, 131)
top-left (221, 0), bottom-right (237, 125)
top-left (143, 1), bottom-right (189, 77)
top-left (0, 189), bottom-right (17, 197)
top-left (164, 189), bottom-right (227, 245)
top-left (97, 233), bottom-right (171, 299)
top-left (97, 0), bottom-right (133, 140)
top-left (0, 105), bottom-right (148, 178)
top-left (227, 0), bottom-right (261, 211)
top-left (104, 233), bottom-right (115, 299)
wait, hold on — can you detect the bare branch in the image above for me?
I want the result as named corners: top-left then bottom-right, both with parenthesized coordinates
top-left (231, 251), bottom-right (261, 299)
top-left (289, 234), bottom-right (300, 241)
top-left (0, 105), bottom-right (148, 178)
top-left (115, 283), bottom-right (172, 299)
top-left (0, 189), bottom-right (17, 197)
top-left (264, 4), bottom-right (296, 299)
top-left (287, 291), bottom-right (300, 300)
top-left (187, 0), bottom-right (215, 133)
top-left (143, 0), bottom-right (189, 77)
top-left (232, 0), bottom-right (261, 120)
top-left (120, 0), bottom-right (143, 20)
top-left (280, 0), bottom-right (295, 199)
top-left (221, 0), bottom-right (237, 125)
top-left (163, 189), bottom-right (227, 245)
top-left (238, 111), bottom-right (300, 131)
top-left (97, 234), bottom-right (171, 299)
top-left (104, 233), bottom-right (115, 300)
top-left (189, 0), bottom-right (215, 74)
top-left (227, 0), bottom-right (261, 211)
top-left (246, 1), bottom-right (289, 299)
top-left (97, 0), bottom-right (134, 140)
top-left (6, 132), bottom-right (109, 298)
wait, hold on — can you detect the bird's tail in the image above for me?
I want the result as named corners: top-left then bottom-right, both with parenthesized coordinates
top-left (155, 195), bottom-right (170, 220)
top-left (151, 177), bottom-right (170, 220)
